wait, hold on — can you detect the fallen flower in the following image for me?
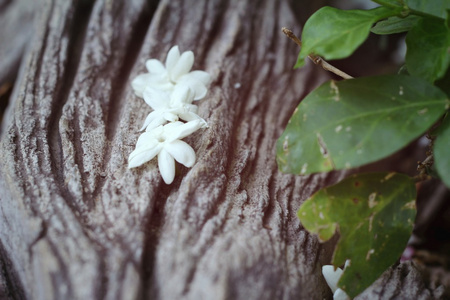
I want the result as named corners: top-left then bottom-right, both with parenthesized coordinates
top-left (131, 45), bottom-right (211, 99)
top-left (139, 85), bottom-right (206, 131)
top-left (128, 120), bottom-right (207, 184)
top-left (322, 261), bottom-right (350, 300)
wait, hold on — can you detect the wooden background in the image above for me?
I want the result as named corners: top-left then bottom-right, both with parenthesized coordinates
top-left (0, 0), bottom-right (445, 299)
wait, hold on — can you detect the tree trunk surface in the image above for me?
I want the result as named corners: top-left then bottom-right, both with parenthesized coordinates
top-left (0, 0), bottom-right (445, 299)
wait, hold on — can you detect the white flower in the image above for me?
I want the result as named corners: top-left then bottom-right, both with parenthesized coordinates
top-left (128, 120), bottom-right (206, 184)
top-left (322, 260), bottom-right (351, 300)
top-left (140, 85), bottom-right (207, 131)
top-left (131, 45), bottom-right (211, 99)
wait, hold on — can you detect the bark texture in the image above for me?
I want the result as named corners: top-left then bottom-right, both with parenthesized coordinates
top-left (0, 0), bottom-right (445, 299)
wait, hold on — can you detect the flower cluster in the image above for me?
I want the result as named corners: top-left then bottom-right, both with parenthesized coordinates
top-left (128, 46), bottom-right (211, 184)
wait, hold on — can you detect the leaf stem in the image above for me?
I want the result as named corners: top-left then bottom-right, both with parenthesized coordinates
top-left (282, 27), bottom-right (353, 80)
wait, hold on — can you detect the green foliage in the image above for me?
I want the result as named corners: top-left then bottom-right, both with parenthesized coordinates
top-left (405, 17), bottom-right (450, 82)
top-left (371, 15), bottom-right (420, 34)
top-left (434, 115), bottom-right (450, 189)
top-left (295, 6), bottom-right (400, 68)
top-left (282, 0), bottom-right (450, 297)
top-left (277, 75), bottom-right (449, 175)
top-left (404, 0), bottom-right (450, 19)
top-left (298, 172), bottom-right (416, 298)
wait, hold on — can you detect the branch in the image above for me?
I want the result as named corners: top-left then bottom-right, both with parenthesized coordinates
top-left (282, 27), bottom-right (353, 80)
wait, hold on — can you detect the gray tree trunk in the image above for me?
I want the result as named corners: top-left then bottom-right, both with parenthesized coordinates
top-left (0, 0), bottom-right (444, 299)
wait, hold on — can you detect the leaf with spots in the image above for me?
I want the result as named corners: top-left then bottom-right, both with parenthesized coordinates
top-left (276, 75), bottom-right (449, 175)
top-left (298, 172), bottom-right (416, 298)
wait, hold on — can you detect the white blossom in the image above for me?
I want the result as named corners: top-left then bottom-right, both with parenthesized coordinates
top-left (131, 45), bottom-right (211, 99)
top-left (128, 120), bottom-right (206, 184)
top-left (140, 85), bottom-right (206, 131)
top-left (322, 260), bottom-right (351, 300)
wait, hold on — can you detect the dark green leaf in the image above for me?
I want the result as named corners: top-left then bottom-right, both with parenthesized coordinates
top-left (277, 75), bottom-right (449, 175)
top-left (447, 9), bottom-right (450, 27)
top-left (298, 172), bottom-right (416, 298)
top-left (436, 66), bottom-right (450, 97)
top-left (371, 15), bottom-right (421, 34)
top-left (405, 0), bottom-right (450, 19)
top-left (434, 114), bottom-right (450, 189)
top-left (406, 17), bottom-right (450, 82)
top-left (295, 6), bottom-right (401, 68)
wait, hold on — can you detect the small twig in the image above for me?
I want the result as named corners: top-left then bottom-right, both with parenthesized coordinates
top-left (282, 27), bottom-right (353, 80)
top-left (414, 134), bottom-right (436, 182)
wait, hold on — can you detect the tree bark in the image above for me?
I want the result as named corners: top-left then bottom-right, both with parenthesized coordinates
top-left (0, 0), bottom-right (444, 299)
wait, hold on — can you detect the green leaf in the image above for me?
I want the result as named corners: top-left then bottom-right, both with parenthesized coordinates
top-left (298, 172), bottom-right (416, 298)
top-left (405, 17), bottom-right (450, 82)
top-left (276, 75), bottom-right (449, 175)
top-left (434, 114), bottom-right (450, 189)
top-left (296, 6), bottom-right (401, 68)
top-left (436, 66), bottom-right (450, 97)
top-left (447, 9), bottom-right (450, 27)
top-left (371, 15), bottom-right (421, 34)
top-left (405, 0), bottom-right (450, 19)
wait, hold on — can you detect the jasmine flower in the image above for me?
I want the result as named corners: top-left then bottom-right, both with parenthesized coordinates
top-left (128, 120), bottom-right (206, 184)
top-left (131, 45), bottom-right (211, 99)
top-left (322, 260), bottom-right (351, 300)
top-left (140, 85), bottom-right (206, 131)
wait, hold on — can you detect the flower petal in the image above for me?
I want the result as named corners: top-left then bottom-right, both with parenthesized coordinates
top-left (177, 74), bottom-right (209, 100)
top-left (158, 149), bottom-right (175, 184)
top-left (182, 70), bottom-right (211, 85)
top-left (333, 288), bottom-right (350, 300)
top-left (178, 111), bottom-right (203, 122)
top-left (145, 59), bottom-right (166, 74)
top-left (131, 73), bottom-right (152, 98)
top-left (165, 119), bottom-right (205, 141)
top-left (135, 131), bottom-right (159, 148)
top-left (140, 111), bottom-right (158, 131)
top-left (165, 140), bottom-right (196, 167)
top-left (170, 85), bottom-right (194, 106)
top-left (163, 111), bottom-right (179, 123)
top-left (322, 265), bottom-right (343, 293)
top-left (141, 111), bottom-right (168, 132)
top-left (128, 143), bottom-right (162, 168)
top-left (143, 87), bottom-right (170, 110)
top-left (170, 51), bottom-right (194, 82)
top-left (165, 45), bottom-right (180, 72)
top-left (188, 79), bottom-right (208, 100)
